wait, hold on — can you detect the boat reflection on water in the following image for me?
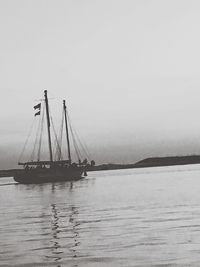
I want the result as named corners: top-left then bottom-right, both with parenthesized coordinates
top-left (14, 178), bottom-right (93, 266)
top-left (50, 203), bottom-right (63, 266)
top-left (68, 205), bottom-right (80, 259)
top-left (48, 182), bottom-right (80, 267)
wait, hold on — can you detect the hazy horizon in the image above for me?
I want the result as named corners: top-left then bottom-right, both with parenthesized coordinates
top-left (1, 0), bottom-right (200, 169)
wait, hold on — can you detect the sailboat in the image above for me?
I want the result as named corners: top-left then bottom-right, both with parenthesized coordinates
top-left (13, 90), bottom-right (90, 184)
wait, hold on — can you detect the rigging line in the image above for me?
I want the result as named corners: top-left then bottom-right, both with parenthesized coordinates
top-left (71, 126), bottom-right (91, 160)
top-left (18, 117), bottom-right (36, 162)
top-left (29, 110), bottom-right (43, 161)
top-left (48, 109), bottom-right (58, 160)
top-left (60, 110), bottom-right (64, 159)
top-left (68, 117), bottom-right (82, 161)
top-left (37, 103), bottom-right (45, 161)
top-left (66, 112), bottom-right (81, 159)
top-left (67, 111), bottom-right (91, 160)
top-left (57, 109), bottom-right (64, 160)
top-left (52, 135), bottom-right (59, 160)
top-left (52, 138), bottom-right (57, 160)
top-left (51, 131), bottom-right (57, 160)
top-left (50, 114), bottom-right (62, 161)
top-left (68, 117), bottom-right (79, 160)
top-left (71, 129), bottom-right (81, 161)
top-left (59, 110), bottom-right (64, 160)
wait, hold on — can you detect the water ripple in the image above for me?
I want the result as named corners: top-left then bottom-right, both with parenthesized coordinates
top-left (2, 167), bottom-right (200, 266)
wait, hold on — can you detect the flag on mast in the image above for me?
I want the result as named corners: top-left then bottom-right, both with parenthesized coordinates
top-left (35, 111), bottom-right (40, 116)
top-left (34, 103), bottom-right (41, 110)
top-left (34, 103), bottom-right (41, 116)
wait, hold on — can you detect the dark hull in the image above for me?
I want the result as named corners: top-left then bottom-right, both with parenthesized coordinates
top-left (13, 167), bottom-right (84, 184)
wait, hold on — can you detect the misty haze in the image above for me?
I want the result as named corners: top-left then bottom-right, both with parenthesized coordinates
top-left (1, 1), bottom-right (200, 169)
top-left (1, 1), bottom-right (200, 267)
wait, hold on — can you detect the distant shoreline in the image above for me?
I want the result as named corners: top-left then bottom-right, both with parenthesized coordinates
top-left (87, 155), bottom-right (200, 171)
top-left (1, 155), bottom-right (200, 178)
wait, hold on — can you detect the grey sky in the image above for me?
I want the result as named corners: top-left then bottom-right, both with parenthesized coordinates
top-left (1, 0), bottom-right (200, 168)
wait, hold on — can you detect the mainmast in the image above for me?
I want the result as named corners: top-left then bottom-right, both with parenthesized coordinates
top-left (63, 100), bottom-right (71, 165)
top-left (44, 90), bottom-right (53, 162)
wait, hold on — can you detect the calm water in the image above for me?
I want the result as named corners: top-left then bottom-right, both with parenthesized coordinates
top-left (1, 165), bottom-right (200, 266)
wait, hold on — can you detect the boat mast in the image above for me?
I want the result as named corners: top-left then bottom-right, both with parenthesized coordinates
top-left (44, 90), bottom-right (53, 162)
top-left (63, 100), bottom-right (71, 165)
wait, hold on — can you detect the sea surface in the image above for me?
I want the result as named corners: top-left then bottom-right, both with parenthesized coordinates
top-left (1, 165), bottom-right (200, 266)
